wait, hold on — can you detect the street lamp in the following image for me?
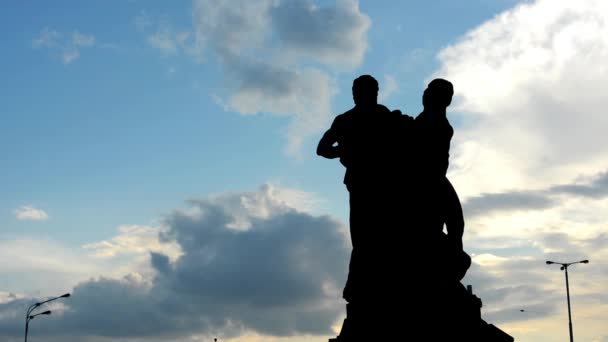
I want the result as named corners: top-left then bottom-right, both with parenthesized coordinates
top-left (546, 259), bottom-right (589, 342)
top-left (29, 310), bottom-right (51, 320)
top-left (25, 293), bottom-right (70, 342)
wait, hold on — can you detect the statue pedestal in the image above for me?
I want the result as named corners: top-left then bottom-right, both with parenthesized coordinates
top-left (329, 286), bottom-right (514, 342)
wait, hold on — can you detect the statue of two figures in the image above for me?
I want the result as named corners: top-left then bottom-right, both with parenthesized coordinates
top-left (318, 76), bottom-right (514, 341)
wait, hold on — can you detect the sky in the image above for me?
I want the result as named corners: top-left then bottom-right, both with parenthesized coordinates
top-left (1, 0), bottom-right (608, 341)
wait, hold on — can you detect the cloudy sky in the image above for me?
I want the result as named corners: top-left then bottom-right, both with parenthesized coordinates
top-left (1, 0), bottom-right (608, 341)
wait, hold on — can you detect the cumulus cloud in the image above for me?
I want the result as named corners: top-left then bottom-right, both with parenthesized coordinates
top-left (201, 183), bottom-right (325, 229)
top-left (0, 185), bottom-right (349, 341)
top-left (32, 27), bottom-right (95, 64)
top-left (154, 186), bottom-right (348, 336)
top-left (220, 60), bottom-right (337, 155)
top-left (463, 191), bottom-right (556, 219)
top-left (136, 0), bottom-right (370, 156)
top-left (192, 0), bottom-right (273, 57)
top-left (550, 170), bottom-right (608, 199)
top-left (428, 2), bottom-right (608, 339)
top-left (269, 0), bottom-right (370, 68)
top-left (461, 168), bottom-right (608, 219)
top-left (191, 0), bottom-right (370, 156)
top-left (452, 178), bottom-right (608, 332)
top-left (14, 205), bottom-right (48, 221)
top-left (0, 292), bottom-right (21, 305)
top-left (433, 0), bottom-right (608, 197)
top-left (458, 192), bottom-right (608, 340)
top-left (83, 224), bottom-right (181, 260)
top-left (460, 231), bottom-right (605, 329)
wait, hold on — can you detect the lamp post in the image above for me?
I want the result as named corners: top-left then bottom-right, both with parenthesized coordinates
top-left (24, 293), bottom-right (70, 342)
top-left (546, 259), bottom-right (589, 342)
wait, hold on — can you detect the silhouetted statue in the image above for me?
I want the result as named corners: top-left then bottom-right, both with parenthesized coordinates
top-left (317, 74), bottom-right (402, 303)
top-left (402, 79), bottom-right (477, 339)
top-left (319, 76), bottom-right (514, 341)
top-left (408, 79), bottom-right (469, 281)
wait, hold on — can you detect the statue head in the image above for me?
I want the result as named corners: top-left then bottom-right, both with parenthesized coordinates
top-left (422, 78), bottom-right (453, 110)
top-left (352, 74), bottom-right (379, 106)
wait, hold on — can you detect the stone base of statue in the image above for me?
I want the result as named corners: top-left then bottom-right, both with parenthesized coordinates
top-left (329, 242), bottom-right (514, 341)
top-left (329, 285), bottom-right (514, 341)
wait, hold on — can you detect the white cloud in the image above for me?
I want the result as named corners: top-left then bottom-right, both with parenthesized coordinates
top-left (14, 205), bottom-right (48, 221)
top-left (434, 0), bottom-right (608, 197)
top-left (32, 28), bottom-right (95, 64)
top-left (136, 1), bottom-right (370, 156)
top-left (203, 183), bottom-right (324, 229)
top-left (147, 27), bottom-right (179, 55)
top-left (5, 185), bottom-right (606, 342)
top-left (62, 49), bottom-right (80, 64)
top-left (269, 0), bottom-right (371, 69)
top-left (378, 74), bottom-right (398, 101)
top-left (458, 224), bottom-right (608, 341)
top-left (192, 0), bottom-right (273, 57)
top-left (134, 12), bottom-right (192, 56)
top-left (264, 183), bottom-right (323, 214)
top-left (72, 31), bottom-right (95, 47)
top-left (430, 0), bottom-right (608, 258)
top-left (222, 62), bottom-right (337, 156)
top-left (83, 224), bottom-right (181, 262)
top-left (0, 185), bottom-right (348, 341)
top-left (191, 0), bottom-right (371, 157)
top-left (32, 27), bottom-right (60, 48)
top-left (0, 292), bottom-right (22, 305)
top-left (427, 2), bottom-right (608, 340)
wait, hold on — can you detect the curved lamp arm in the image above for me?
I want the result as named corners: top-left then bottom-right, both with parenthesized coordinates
top-left (29, 310), bottom-right (52, 320)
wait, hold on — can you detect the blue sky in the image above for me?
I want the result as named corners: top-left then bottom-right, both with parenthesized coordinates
top-left (2, 1), bottom-right (608, 341)
top-left (0, 0), bottom-right (516, 243)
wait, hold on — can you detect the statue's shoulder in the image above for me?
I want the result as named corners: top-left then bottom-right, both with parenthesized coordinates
top-left (330, 107), bottom-right (356, 132)
top-left (342, 106), bottom-right (358, 115)
top-left (335, 107), bottom-right (357, 123)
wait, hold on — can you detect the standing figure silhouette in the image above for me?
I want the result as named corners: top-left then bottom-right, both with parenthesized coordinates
top-left (317, 74), bottom-right (401, 306)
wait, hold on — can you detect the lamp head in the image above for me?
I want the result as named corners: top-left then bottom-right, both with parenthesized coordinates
top-left (546, 261), bottom-right (554, 265)
top-left (60, 293), bottom-right (70, 298)
top-left (581, 260), bottom-right (589, 264)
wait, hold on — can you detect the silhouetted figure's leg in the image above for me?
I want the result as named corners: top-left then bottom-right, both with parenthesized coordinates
top-left (342, 187), bottom-right (362, 303)
top-left (343, 184), bottom-right (386, 303)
